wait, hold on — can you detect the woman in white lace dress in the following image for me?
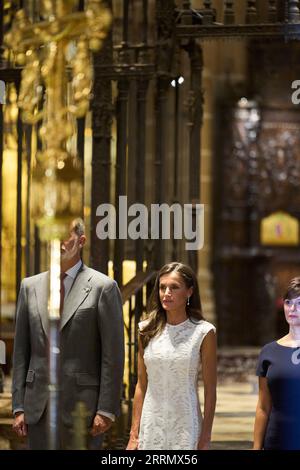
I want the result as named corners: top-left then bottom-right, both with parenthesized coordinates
top-left (126, 262), bottom-right (217, 450)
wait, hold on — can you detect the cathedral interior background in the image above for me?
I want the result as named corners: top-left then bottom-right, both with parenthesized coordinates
top-left (1, 0), bottom-right (300, 449)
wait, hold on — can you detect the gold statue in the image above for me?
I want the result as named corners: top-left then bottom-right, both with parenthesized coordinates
top-left (5, 0), bottom-right (111, 166)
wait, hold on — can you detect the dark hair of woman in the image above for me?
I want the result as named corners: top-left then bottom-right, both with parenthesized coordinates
top-left (139, 262), bottom-right (204, 349)
top-left (284, 277), bottom-right (300, 300)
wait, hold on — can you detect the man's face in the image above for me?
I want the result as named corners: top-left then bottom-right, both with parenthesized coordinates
top-left (61, 229), bottom-right (85, 263)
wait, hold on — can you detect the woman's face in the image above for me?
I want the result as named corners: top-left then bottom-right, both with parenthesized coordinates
top-left (283, 296), bottom-right (300, 326)
top-left (159, 272), bottom-right (193, 312)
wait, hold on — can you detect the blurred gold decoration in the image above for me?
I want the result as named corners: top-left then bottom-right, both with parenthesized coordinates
top-left (71, 401), bottom-right (89, 450)
top-left (5, 0), bottom-right (112, 239)
top-left (4, 1), bottom-right (112, 449)
top-left (261, 211), bottom-right (299, 246)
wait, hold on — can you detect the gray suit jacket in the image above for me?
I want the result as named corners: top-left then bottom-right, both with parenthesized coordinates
top-left (12, 264), bottom-right (124, 428)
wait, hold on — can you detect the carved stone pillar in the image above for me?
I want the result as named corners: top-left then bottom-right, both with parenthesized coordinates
top-left (224, 1), bottom-right (235, 24)
top-left (135, 78), bottom-right (149, 272)
top-left (246, 0), bottom-right (258, 24)
top-left (90, 1), bottom-right (113, 274)
top-left (114, 77), bottom-right (129, 287)
top-left (288, 0), bottom-right (300, 22)
top-left (153, 0), bottom-right (176, 270)
top-left (0, 0), bottom-right (4, 67)
top-left (187, 41), bottom-right (204, 275)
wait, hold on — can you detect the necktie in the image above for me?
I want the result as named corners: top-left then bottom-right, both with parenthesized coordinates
top-left (60, 273), bottom-right (67, 314)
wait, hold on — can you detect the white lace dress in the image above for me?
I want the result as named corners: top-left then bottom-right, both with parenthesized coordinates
top-left (138, 318), bottom-right (216, 450)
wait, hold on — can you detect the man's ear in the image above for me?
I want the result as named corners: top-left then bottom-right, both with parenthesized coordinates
top-left (79, 235), bottom-right (86, 248)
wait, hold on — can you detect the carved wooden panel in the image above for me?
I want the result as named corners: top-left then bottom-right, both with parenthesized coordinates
top-left (214, 41), bottom-right (300, 346)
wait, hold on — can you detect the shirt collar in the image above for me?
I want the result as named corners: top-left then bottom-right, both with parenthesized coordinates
top-left (65, 259), bottom-right (83, 280)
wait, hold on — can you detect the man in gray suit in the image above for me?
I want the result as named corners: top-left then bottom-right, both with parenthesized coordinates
top-left (12, 218), bottom-right (124, 449)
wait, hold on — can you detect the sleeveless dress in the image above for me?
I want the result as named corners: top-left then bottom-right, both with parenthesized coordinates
top-left (256, 341), bottom-right (300, 450)
top-left (138, 318), bottom-right (216, 450)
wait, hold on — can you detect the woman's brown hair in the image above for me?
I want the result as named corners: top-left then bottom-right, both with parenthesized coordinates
top-left (284, 277), bottom-right (300, 300)
top-left (139, 262), bottom-right (204, 349)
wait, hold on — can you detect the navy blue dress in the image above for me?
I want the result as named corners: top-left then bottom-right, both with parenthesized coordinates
top-left (256, 341), bottom-right (300, 450)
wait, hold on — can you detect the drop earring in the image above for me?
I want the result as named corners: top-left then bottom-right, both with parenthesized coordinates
top-left (187, 297), bottom-right (190, 306)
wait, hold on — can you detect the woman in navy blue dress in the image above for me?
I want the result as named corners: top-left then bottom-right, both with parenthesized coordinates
top-left (253, 277), bottom-right (300, 450)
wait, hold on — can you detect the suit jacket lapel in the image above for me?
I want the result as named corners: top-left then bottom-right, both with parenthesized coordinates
top-left (34, 272), bottom-right (49, 338)
top-left (60, 265), bottom-right (93, 331)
